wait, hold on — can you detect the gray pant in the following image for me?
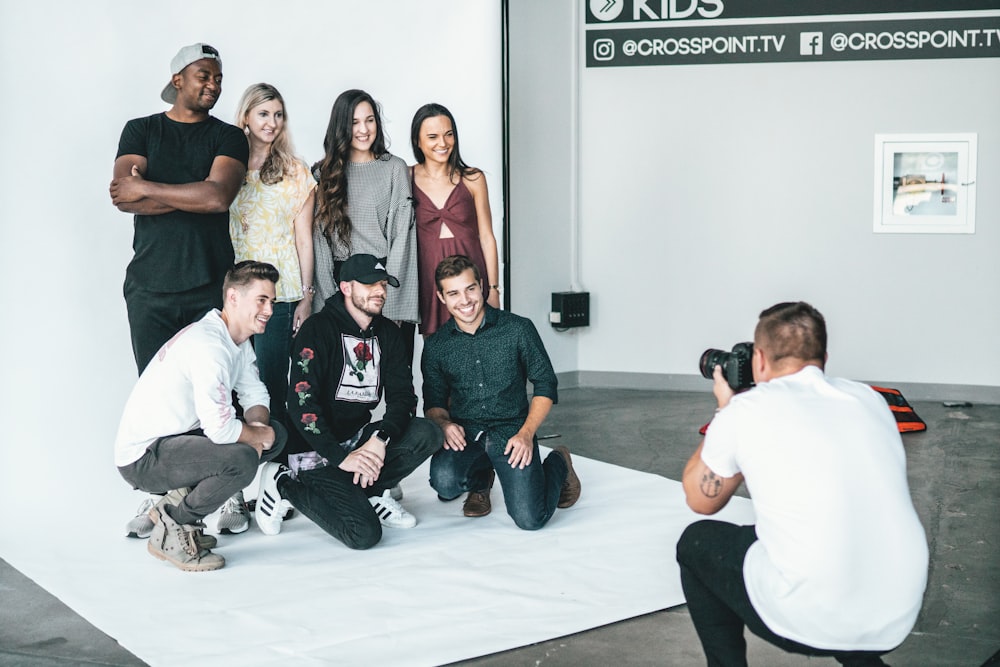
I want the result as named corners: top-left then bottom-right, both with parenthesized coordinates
top-left (118, 421), bottom-right (287, 525)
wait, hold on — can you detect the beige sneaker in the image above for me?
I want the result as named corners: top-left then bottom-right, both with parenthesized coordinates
top-left (166, 488), bottom-right (217, 549)
top-left (146, 500), bottom-right (225, 572)
top-left (190, 522), bottom-right (217, 550)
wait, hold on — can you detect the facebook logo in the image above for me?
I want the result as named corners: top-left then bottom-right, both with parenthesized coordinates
top-left (800, 32), bottom-right (823, 56)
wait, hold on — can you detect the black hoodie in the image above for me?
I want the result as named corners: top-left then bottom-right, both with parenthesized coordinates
top-left (285, 292), bottom-right (416, 464)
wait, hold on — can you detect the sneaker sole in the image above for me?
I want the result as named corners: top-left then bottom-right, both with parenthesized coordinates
top-left (217, 524), bottom-right (250, 535)
top-left (126, 529), bottom-right (152, 539)
top-left (376, 512), bottom-right (417, 529)
top-left (146, 541), bottom-right (225, 572)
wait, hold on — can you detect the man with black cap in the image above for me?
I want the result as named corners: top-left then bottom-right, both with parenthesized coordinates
top-left (110, 42), bottom-right (250, 542)
top-left (257, 254), bottom-right (441, 549)
top-left (109, 42), bottom-right (248, 374)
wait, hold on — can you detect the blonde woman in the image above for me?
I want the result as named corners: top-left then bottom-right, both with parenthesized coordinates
top-left (230, 83), bottom-right (316, 421)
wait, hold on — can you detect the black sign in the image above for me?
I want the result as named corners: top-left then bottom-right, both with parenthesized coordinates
top-left (586, 0), bottom-right (1000, 24)
top-left (586, 16), bottom-right (1000, 66)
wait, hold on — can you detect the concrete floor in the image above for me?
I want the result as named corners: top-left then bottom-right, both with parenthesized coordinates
top-left (1, 388), bottom-right (997, 666)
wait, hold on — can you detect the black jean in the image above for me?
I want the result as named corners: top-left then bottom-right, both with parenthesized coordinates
top-left (123, 279), bottom-right (221, 374)
top-left (119, 421), bottom-right (287, 525)
top-left (676, 520), bottom-right (892, 667)
top-left (279, 418), bottom-right (441, 550)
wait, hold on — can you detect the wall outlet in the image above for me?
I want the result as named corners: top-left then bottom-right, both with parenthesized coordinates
top-left (550, 291), bottom-right (590, 328)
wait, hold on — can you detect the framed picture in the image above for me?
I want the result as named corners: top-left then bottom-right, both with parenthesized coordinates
top-left (873, 133), bottom-right (977, 234)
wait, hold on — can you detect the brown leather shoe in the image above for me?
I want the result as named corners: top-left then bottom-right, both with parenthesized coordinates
top-left (463, 469), bottom-right (495, 517)
top-left (554, 446), bottom-right (581, 508)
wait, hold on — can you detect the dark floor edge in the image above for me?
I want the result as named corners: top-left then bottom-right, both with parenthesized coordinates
top-left (558, 371), bottom-right (1000, 404)
top-left (0, 647), bottom-right (145, 667)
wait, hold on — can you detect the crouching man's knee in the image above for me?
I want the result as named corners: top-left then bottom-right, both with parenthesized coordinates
top-left (406, 417), bottom-right (444, 458)
top-left (343, 521), bottom-right (382, 551)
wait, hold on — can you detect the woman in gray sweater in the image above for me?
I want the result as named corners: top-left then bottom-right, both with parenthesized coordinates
top-left (311, 90), bottom-right (418, 358)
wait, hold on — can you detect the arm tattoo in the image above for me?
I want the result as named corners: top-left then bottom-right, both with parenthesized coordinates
top-left (700, 471), bottom-right (723, 498)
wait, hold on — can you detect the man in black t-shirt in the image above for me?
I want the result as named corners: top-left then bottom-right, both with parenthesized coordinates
top-left (110, 43), bottom-right (250, 542)
top-left (110, 43), bottom-right (249, 374)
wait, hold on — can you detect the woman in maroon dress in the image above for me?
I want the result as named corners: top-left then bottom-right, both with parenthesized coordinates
top-left (410, 103), bottom-right (500, 335)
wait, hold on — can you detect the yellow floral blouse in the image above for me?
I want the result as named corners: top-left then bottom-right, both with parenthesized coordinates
top-left (229, 159), bottom-right (316, 302)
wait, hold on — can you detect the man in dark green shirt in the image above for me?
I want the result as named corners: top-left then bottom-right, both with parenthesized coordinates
top-left (421, 255), bottom-right (581, 528)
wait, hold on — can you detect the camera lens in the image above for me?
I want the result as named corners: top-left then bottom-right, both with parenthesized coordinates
top-left (699, 349), bottom-right (727, 380)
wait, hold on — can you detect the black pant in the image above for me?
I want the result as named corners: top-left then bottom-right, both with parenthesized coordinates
top-left (124, 279), bottom-right (221, 374)
top-left (279, 418), bottom-right (441, 550)
top-left (676, 520), bottom-right (892, 667)
top-left (396, 320), bottom-right (416, 371)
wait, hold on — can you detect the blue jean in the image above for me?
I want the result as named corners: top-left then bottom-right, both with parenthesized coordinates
top-left (429, 430), bottom-right (568, 530)
top-left (118, 421), bottom-right (287, 525)
top-left (676, 520), bottom-right (891, 667)
top-left (252, 300), bottom-right (298, 420)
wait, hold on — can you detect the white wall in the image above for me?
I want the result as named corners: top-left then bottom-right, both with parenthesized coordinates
top-left (0, 1), bottom-right (503, 486)
top-left (508, 0), bottom-right (580, 372)
top-left (508, 2), bottom-right (1000, 398)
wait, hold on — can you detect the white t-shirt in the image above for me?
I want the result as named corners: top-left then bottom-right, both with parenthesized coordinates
top-left (702, 366), bottom-right (928, 651)
top-left (114, 310), bottom-right (270, 467)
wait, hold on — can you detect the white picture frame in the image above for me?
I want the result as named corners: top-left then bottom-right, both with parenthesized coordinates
top-left (873, 133), bottom-right (977, 234)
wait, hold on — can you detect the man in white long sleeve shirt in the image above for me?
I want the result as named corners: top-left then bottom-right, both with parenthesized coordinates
top-left (115, 261), bottom-right (286, 571)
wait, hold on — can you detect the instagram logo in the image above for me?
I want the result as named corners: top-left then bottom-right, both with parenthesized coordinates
top-left (800, 32), bottom-right (823, 56)
top-left (593, 38), bottom-right (615, 61)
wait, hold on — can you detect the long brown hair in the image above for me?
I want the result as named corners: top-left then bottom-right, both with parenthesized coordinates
top-left (313, 89), bottom-right (388, 254)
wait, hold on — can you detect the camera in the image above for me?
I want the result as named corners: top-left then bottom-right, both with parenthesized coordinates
top-left (699, 342), bottom-right (755, 391)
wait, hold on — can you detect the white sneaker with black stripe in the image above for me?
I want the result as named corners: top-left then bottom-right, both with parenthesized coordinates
top-left (255, 463), bottom-right (292, 536)
top-left (369, 489), bottom-right (417, 528)
top-left (215, 490), bottom-right (251, 534)
top-left (125, 496), bottom-right (158, 538)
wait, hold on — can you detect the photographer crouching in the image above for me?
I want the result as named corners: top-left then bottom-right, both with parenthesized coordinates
top-left (678, 302), bottom-right (928, 667)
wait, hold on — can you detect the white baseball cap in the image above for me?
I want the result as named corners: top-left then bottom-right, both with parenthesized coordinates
top-left (160, 43), bottom-right (222, 103)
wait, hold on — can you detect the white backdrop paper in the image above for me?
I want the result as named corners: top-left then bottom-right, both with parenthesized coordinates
top-left (0, 451), bottom-right (754, 666)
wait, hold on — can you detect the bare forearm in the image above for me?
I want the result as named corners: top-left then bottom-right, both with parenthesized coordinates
top-left (480, 234), bottom-right (500, 288)
top-left (518, 396), bottom-right (553, 439)
top-left (426, 407), bottom-right (452, 429)
top-left (116, 199), bottom-right (177, 215)
top-left (244, 405), bottom-right (270, 426)
top-left (294, 192), bottom-right (316, 287)
top-left (139, 180), bottom-right (237, 214)
top-left (682, 442), bottom-right (743, 514)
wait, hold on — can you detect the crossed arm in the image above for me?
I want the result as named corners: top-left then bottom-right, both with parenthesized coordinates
top-left (109, 154), bottom-right (246, 215)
